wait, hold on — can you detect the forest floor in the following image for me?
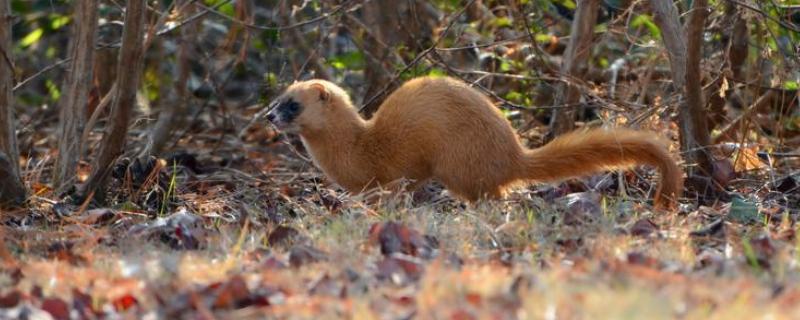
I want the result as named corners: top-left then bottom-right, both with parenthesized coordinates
top-left (2, 115), bottom-right (799, 320)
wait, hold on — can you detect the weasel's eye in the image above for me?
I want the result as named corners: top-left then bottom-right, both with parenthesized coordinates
top-left (276, 99), bottom-right (303, 124)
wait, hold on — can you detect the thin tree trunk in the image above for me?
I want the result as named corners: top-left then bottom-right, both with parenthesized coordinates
top-left (80, 0), bottom-right (147, 202)
top-left (549, 0), bottom-right (600, 137)
top-left (0, 0), bottom-right (26, 207)
top-left (649, 1), bottom-right (686, 91)
top-left (142, 0), bottom-right (195, 156)
top-left (359, 0), bottom-right (400, 118)
top-left (359, 0), bottom-right (438, 118)
top-left (54, 0), bottom-right (99, 193)
top-left (649, 0), bottom-right (713, 179)
top-left (683, 0), bottom-right (712, 176)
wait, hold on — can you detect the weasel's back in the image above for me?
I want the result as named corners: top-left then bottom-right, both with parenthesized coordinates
top-left (364, 77), bottom-right (525, 196)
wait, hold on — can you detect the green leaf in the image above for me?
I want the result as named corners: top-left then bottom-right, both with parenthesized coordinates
top-left (204, 0), bottom-right (235, 17)
top-left (555, 0), bottom-right (576, 10)
top-left (328, 51), bottom-right (364, 70)
top-left (20, 28), bottom-right (44, 48)
top-left (45, 79), bottom-right (61, 101)
top-left (631, 14), bottom-right (661, 40)
top-left (493, 17), bottom-right (513, 28)
top-left (49, 15), bottom-right (71, 30)
top-left (427, 68), bottom-right (446, 77)
top-left (534, 33), bottom-right (552, 43)
top-left (728, 197), bottom-right (760, 224)
top-left (784, 81), bottom-right (799, 90)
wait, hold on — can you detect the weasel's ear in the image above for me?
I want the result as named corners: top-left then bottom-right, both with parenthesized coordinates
top-left (309, 83), bottom-right (330, 102)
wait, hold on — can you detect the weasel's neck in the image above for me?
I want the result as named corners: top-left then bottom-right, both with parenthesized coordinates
top-left (299, 114), bottom-right (372, 190)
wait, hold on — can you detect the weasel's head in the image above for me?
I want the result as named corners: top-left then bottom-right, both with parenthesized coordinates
top-left (266, 79), bottom-right (354, 135)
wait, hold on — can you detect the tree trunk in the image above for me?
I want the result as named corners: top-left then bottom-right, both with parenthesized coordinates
top-left (80, 0), bottom-right (147, 202)
top-left (359, 0), bottom-right (438, 118)
top-left (359, 0), bottom-right (402, 118)
top-left (0, 0), bottom-right (27, 207)
top-left (683, 0), bottom-right (713, 176)
top-left (142, 0), bottom-right (195, 156)
top-left (548, 0), bottom-right (600, 137)
top-left (54, 0), bottom-right (99, 193)
top-left (649, 0), bottom-right (713, 196)
top-left (649, 1), bottom-right (687, 91)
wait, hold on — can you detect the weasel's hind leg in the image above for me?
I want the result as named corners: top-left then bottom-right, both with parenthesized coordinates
top-left (435, 174), bottom-right (505, 202)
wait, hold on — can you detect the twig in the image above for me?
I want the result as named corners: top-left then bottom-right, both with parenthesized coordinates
top-left (81, 82), bottom-right (118, 153)
top-left (12, 58), bottom-right (72, 92)
top-left (195, 0), bottom-right (358, 31)
top-left (724, 0), bottom-right (800, 33)
top-left (155, 0), bottom-right (232, 36)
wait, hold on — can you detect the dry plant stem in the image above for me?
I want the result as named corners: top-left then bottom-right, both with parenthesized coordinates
top-left (549, 0), bottom-right (600, 137)
top-left (81, 0), bottom-right (147, 202)
top-left (714, 90), bottom-right (777, 143)
top-left (279, 0), bottom-right (333, 81)
top-left (0, 0), bottom-right (26, 207)
top-left (81, 83), bottom-right (117, 152)
top-left (54, 0), bottom-right (99, 192)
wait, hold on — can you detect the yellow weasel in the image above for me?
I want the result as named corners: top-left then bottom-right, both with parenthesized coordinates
top-left (267, 76), bottom-right (682, 208)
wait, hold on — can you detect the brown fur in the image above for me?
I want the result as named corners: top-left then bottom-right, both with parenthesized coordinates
top-left (268, 76), bottom-right (683, 209)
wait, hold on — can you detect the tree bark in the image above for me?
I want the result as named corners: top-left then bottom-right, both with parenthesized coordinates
top-left (54, 0), bottom-right (99, 192)
top-left (548, 0), bottom-right (600, 137)
top-left (142, 0), bottom-right (195, 156)
top-left (683, 0), bottom-right (713, 176)
top-left (81, 0), bottom-right (147, 202)
top-left (649, 1), bottom-right (686, 90)
top-left (649, 0), bottom-right (713, 178)
top-left (0, 0), bottom-right (27, 207)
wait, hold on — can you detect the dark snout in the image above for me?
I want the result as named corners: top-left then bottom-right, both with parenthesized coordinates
top-left (266, 98), bottom-right (302, 131)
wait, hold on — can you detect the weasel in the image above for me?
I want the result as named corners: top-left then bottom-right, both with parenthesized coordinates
top-left (266, 76), bottom-right (683, 208)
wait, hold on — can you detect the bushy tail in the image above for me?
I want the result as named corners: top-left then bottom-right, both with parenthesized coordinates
top-left (523, 128), bottom-right (683, 209)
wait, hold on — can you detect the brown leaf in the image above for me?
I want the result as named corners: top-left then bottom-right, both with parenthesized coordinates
top-left (213, 275), bottom-right (250, 309)
top-left (47, 241), bottom-right (87, 266)
top-left (72, 289), bottom-right (98, 319)
top-left (375, 257), bottom-right (424, 284)
top-left (733, 146), bottom-right (766, 172)
top-left (368, 222), bottom-right (437, 259)
top-left (261, 256), bottom-right (288, 270)
top-left (630, 218), bottom-right (659, 237)
top-left (0, 290), bottom-right (21, 308)
top-left (689, 219), bottom-right (725, 239)
top-left (560, 192), bottom-right (602, 225)
top-left (113, 294), bottom-right (138, 312)
top-left (128, 209), bottom-right (205, 250)
top-left (288, 244), bottom-right (327, 268)
top-left (450, 309), bottom-right (477, 320)
top-left (749, 234), bottom-right (776, 268)
top-left (626, 252), bottom-right (661, 268)
top-left (712, 158), bottom-right (736, 187)
top-left (308, 274), bottom-right (343, 297)
top-left (78, 208), bottom-right (117, 225)
top-left (267, 225), bottom-right (302, 248)
top-left (41, 298), bottom-right (70, 320)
